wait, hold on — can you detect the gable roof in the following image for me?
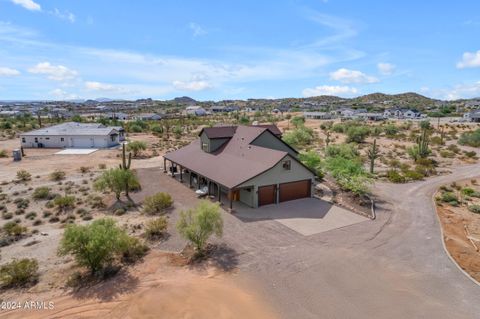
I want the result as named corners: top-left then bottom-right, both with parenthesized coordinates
top-left (199, 126), bottom-right (237, 139)
top-left (165, 125), bottom-right (308, 189)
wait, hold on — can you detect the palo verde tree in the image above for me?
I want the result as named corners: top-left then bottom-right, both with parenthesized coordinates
top-left (94, 168), bottom-right (139, 200)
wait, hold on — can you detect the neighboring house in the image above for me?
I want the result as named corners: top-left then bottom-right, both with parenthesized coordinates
top-left (384, 108), bottom-right (422, 119)
top-left (355, 112), bottom-right (385, 121)
top-left (338, 108), bottom-right (356, 118)
top-left (105, 112), bottom-right (129, 121)
top-left (303, 112), bottom-right (333, 120)
top-left (163, 125), bottom-right (315, 209)
top-left (0, 110), bottom-right (21, 117)
top-left (20, 122), bottom-right (124, 148)
top-left (403, 109), bottom-right (422, 119)
top-left (133, 113), bottom-right (162, 121)
top-left (185, 106), bottom-right (207, 116)
top-left (464, 110), bottom-right (480, 122)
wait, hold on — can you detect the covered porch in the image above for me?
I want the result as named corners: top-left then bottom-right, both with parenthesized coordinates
top-left (163, 157), bottom-right (253, 210)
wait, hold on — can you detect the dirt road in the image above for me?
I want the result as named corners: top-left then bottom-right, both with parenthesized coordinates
top-left (221, 163), bottom-right (480, 319)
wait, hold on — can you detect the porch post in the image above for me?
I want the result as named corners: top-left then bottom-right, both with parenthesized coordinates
top-left (180, 166), bottom-right (183, 182)
top-left (163, 158), bottom-right (167, 173)
top-left (171, 161), bottom-right (175, 178)
top-left (189, 173), bottom-right (192, 188)
top-left (229, 189), bottom-right (233, 210)
top-left (197, 175), bottom-right (201, 189)
top-left (207, 180), bottom-right (211, 195)
top-left (217, 183), bottom-right (221, 202)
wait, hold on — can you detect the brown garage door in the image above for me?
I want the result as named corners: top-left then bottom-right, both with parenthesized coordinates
top-left (258, 185), bottom-right (276, 206)
top-left (279, 180), bottom-right (311, 203)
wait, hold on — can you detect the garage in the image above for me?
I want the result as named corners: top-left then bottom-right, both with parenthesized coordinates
top-left (258, 184), bottom-right (276, 206)
top-left (71, 137), bottom-right (94, 148)
top-left (279, 179), bottom-right (311, 203)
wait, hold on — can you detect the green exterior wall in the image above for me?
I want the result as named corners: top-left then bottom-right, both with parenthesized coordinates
top-left (251, 131), bottom-right (297, 158)
top-left (200, 131), bottom-right (229, 153)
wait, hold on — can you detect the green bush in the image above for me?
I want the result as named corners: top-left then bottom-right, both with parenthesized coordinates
top-left (144, 217), bottom-right (168, 239)
top-left (32, 187), bottom-right (51, 200)
top-left (94, 168), bottom-right (140, 200)
top-left (461, 187), bottom-right (476, 196)
top-left (143, 192), bottom-right (173, 215)
top-left (440, 192), bottom-right (459, 205)
top-left (0, 258), bottom-right (39, 288)
top-left (468, 205), bottom-right (480, 214)
top-left (345, 126), bottom-right (370, 143)
top-left (177, 200), bottom-right (223, 254)
top-left (282, 127), bottom-right (314, 147)
top-left (127, 141), bottom-right (147, 157)
top-left (3, 221), bottom-right (27, 236)
top-left (403, 170), bottom-right (424, 181)
top-left (298, 150), bottom-right (323, 178)
top-left (58, 218), bottom-right (143, 275)
top-left (121, 236), bottom-right (149, 263)
top-left (0, 150), bottom-right (8, 158)
top-left (53, 195), bottom-right (76, 212)
top-left (387, 170), bottom-right (406, 183)
top-left (458, 129), bottom-right (480, 147)
top-left (50, 170), bottom-right (66, 181)
top-left (16, 170), bottom-right (31, 182)
top-left (464, 151), bottom-right (477, 158)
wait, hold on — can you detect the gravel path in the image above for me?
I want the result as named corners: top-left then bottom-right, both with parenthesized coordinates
top-left (219, 163), bottom-right (480, 319)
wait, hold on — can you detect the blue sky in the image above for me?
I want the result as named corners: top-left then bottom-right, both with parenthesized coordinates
top-left (0, 0), bottom-right (479, 101)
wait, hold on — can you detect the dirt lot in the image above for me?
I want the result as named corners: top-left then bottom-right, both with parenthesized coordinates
top-left (435, 179), bottom-right (480, 282)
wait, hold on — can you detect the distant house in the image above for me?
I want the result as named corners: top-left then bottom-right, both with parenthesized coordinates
top-left (105, 112), bottom-right (129, 121)
top-left (210, 105), bottom-right (239, 113)
top-left (186, 106), bottom-right (207, 116)
top-left (20, 122), bottom-right (125, 149)
top-left (163, 125), bottom-right (315, 209)
top-left (464, 110), bottom-right (480, 122)
top-left (303, 112), bottom-right (333, 120)
top-left (356, 112), bottom-right (385, 121)
top-left (384, 108), bottom-right (422, 119)
top-left (403, 109), bottom-right (422, 119)
top-left (0, 110), bottom-right (21, 117)
top-left (133, 113), bottom-right (162, 121)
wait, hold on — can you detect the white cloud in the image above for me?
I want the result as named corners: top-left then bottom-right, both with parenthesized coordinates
top-left (11, 0), bottom-right (41, 11)
top-left (0, 67), bottom-right (20, 76)
top-left (302, 85), bottom-right (358, 97)
top-left (28, 62), bottom-right (78, 81)
top-left (188, 22), bottom-right (207, 37)
top-left (173, 79), bottom-right (212, 91)
top-left (51, 8), bottom-right (75, 23)
top-left (329, 68), bottom-right (378, 84)
top-left (457, 50), bottom-right (480, 69)
top-left (377, 62), bottom-right (396, 75)
top-left (84, 81), bottom-right (133, 94)
top-left (50, 88), bottom-right (78, 100)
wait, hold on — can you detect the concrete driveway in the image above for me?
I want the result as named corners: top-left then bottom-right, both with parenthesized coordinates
top-left (234, 198), bottom-right (368, 236)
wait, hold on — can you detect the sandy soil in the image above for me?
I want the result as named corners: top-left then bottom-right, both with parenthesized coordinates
top-left (0, 251), bottom-right (277, 319)
top-left (435, 180), bottom-right (480, 282)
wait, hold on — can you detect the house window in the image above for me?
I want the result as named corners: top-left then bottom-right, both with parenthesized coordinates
top-left (111, 135), bottom-right (115, 142)
top-left (60, 137), bottom-right (64, 142)
top-left (34, 137), bottom-right (38, 143)
top-left (202, 142), bottom-right (208, 151)
top-left (283, 160), bottom-right (291, 170)
top-left (21, 137), bottom-right (25, 143)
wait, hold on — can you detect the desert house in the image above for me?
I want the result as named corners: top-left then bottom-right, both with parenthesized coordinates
top-left (185, 105), bottom-right (207, 116)
top-left (163, 125), bottom-right (315, 209)
top-left (20, 122), bottom-right (125, 148)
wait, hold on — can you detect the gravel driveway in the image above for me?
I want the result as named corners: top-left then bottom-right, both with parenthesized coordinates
top-left (218, 163), bottom-right (480, 319)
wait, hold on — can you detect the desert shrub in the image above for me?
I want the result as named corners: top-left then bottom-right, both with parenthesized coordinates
top-left (16, 170), bottom-right (31, 182)
top-left (282, 127), bottom-right (314, 147)
top-left (143, 192), bottom-right (173, 215)
top-left (387, 170), bottom-right (406, 183)
top-left (2, 212), bottom-right (13, 220)
top-left (458, 129), bottom-right (480, 147)
top-left (50, 170), bottom-right (66, 181)
top-left (430, 136), bottom-right (444, 145)
top-left (345, 126), bottom-right (370, 143)
top-left (177, 200), bottom-right (223, 254)
top-left (468, 205), bottom-right (480, 214)
top-left (440, 192), bottom-right (459, 205)
top-left (53, 195), bottom-right (76, 212)
top-left (14, 198), bottom-right (29, 209)
top-left (98, 163), bottom-right (107, 170)
top-left (127, 141), bottom-right (147, 157)
top-left (298, 150), bottom-right (323, 178)
top-left (464, 150), bottom-right (477, 158)
top-left (32, 187), bottom-right (51, 200)
top-left (447, 144), bottom-right (461, 154)
top-left (439, 150), bottom-right (455, 158)
top-left (49, 216), bottom-right (60, 223)
top-left (0, 150), bottom-right (8, 158)
top-left (3, 221), bottom-right (27, 236)
top-left (114, 208), bottom-right (126, 216)
top-left (79, 166), bottom-right (90, 174)
top-left (88, 195), bottom-right (106, 209)
top-left (325, 144), bottom-right (359, 160)
top-left (383, 124), bottom-right (399, 136)
top-left (144, 217), bottom-right (168, 239)
top-left (59, 218), bottom-right (143, 275)
top-left (403, 170), bottom-right (424, 181)
top-left (290, 116), bottom-right (305, 128)
top-left (121, 236), bottom-right (149, 264)
top-left (0, 258), bottom-right (39, 288)
top-left (461, 187), bottom-right (476, 196)
top-left (42, 210), bottom-right (52, 218)
top-left (25, 212), bottom-right (37, 220)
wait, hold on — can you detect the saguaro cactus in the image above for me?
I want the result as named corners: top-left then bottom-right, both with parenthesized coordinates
top-left (119, 143), bottom-right (131, 170)
top-left (367, 139), bottom-right (380, 174)
top-left (417, 128), bottom-right (430, 159)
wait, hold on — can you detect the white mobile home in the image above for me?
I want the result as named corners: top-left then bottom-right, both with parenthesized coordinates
top-left (20, 122), bottom-right (125, 149)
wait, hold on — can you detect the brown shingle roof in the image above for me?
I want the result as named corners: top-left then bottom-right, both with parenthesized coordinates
top-left (165, 125), bottom-right (289, 188)
top-left (199, 126), bottom-right (237, 139)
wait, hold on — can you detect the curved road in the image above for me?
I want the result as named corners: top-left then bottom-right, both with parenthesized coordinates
top-left (223, 163), bottom-right (480, 319)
